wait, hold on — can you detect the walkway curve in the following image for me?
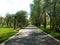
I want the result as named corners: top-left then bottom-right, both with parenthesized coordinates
top-left (1, 25), bottom-right (60, 45)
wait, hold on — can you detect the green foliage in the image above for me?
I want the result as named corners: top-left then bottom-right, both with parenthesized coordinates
top-left (40, 25), bottom-right (60, 40)
top-left (1, 10), bottom-right (28, 29)
top-left (0, 16), bottom-right (5, 27)
top-left (5, 13), bottom-right (14, 27)
top-left (30, 0), bottom-right (60, 30)
top-left (30, 0), bottom-right (41, 27)
top-left (0, 28), bottom-right (18, 43)
top-left (14, 10), bottom-right (28, 28)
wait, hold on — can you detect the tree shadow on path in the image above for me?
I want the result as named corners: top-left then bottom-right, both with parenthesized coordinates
top-left (4, 31), bottom-right (60, 45)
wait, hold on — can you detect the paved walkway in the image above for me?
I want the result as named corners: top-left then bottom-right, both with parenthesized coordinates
top-left (1, 25), bottom-right (60, 45)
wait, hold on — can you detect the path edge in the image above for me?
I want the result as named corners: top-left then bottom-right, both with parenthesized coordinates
top-left (0, 31), bottom-right (20, 45)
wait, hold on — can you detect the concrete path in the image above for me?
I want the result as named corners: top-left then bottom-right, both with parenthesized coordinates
top-left (1, 25), bottom-right (60, 45)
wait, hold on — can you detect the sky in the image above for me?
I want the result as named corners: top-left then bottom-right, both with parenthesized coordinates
top-left (0, 0), bottom-right (33, 17)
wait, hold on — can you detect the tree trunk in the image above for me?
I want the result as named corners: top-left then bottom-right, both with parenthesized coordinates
top-left (44, 13), bottom-right (46, 29)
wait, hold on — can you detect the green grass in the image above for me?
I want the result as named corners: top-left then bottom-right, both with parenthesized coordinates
top-left (0, 28), bottom-right (18, 43)
top-left (40, 25), bottom-right (60, 40)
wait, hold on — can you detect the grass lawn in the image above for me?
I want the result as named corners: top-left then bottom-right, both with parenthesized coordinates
top-left (0, 28), bottom-right (18, 43)
top-left (40, 25), bottom-right (60, 40)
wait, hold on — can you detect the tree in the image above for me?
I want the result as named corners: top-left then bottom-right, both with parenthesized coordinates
top-left (5, 13), bottom-right (14, 27)
top-left (30, 0), bottom-right (60, 31)
top-left (0, 16), bottom-right (4, 27)
top-left (30, 0), bottom-right (41, 27)
top-left (15, 10), bottom-right (28, 29)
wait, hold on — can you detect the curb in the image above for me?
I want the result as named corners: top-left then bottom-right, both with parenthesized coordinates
top-left (40, 29), bottom-right (60, 42)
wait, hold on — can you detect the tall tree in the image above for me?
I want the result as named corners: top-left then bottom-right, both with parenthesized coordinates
top-left (30, 0), bottom-right (41, 27)
top-left (15, 10), bottom-right (28, 29)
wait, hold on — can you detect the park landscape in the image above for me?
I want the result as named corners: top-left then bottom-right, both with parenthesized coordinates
top-left (0, 10), bottom-right (28, 43)
top-left (0, 0), bottom-right (60, 45)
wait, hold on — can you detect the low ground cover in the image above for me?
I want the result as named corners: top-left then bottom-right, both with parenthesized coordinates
top-left (40, 25), bottom-right (60, 40)
top-left (0, 28), bottom-right (18, 43)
